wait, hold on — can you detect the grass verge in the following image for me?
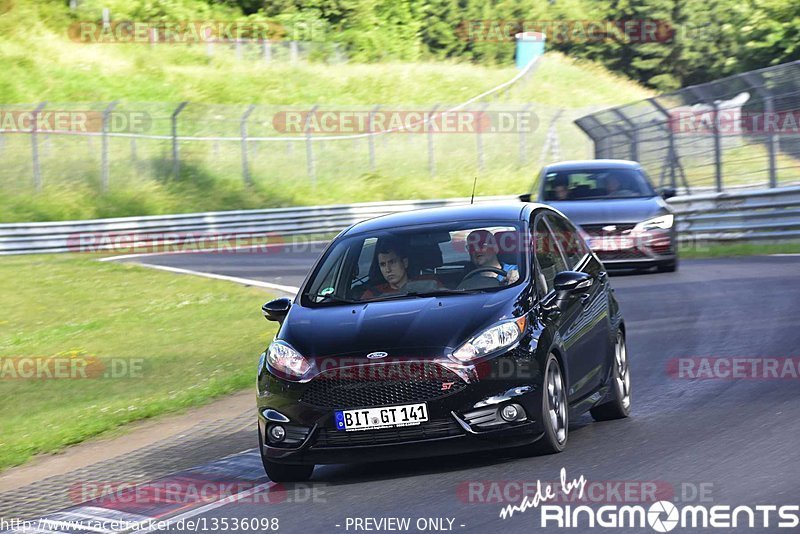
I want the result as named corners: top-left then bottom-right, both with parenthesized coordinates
top-left (0, 254), bottom-right (276, 473)
top-left (680, 241), bottom-right (800, 259)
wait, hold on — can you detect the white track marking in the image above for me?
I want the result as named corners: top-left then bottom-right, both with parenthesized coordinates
top-left (125, 262), bottom-right (300, 295)
top-left (123, 482), bottom-right (277, 534)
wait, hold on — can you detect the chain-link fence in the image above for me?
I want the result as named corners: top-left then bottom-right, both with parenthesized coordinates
top-left (0, 93), bottom-right (597, 200)
top-left (575, 60), bottom-right (800, 192)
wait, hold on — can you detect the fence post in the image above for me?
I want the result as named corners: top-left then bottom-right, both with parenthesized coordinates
top-left (101, 101), bottom-right (118, 192)
top-left (762, 94), bottom-right (778, 188)
top-left (475, 103), bottom-right (487, 173)
top-left (31, 102), bottom-right (47, 191)
top-left (204, 26), bottom-right (213, 57)
top-left (240, 104), bottom-right (256, 186)
top-left (290, 41), bottom-right (299, 63)
top-left (612, 109), bottom-right (639, 161)
top-left (171, 102), bottom-right (189, 179)
top-left (427, 104), bottom-right (438, 177)
top-left (304, 104), bottom-right (318, 184)
top-left (368, 105), bottom-right (380, 171)
top-left (263, 41), bottom-right (272, 64)
top-left (711, 100), bottom-right (723, 192)
top-left (130, 138), bottom-right (138, 167)
top-left (518, 104), bottom-right (531, 165)
top-left (743, 73), bottom-right (778, 188)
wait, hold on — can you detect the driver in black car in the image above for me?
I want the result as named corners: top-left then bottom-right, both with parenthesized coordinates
top-left (465, 229), bottom-right (520, 285)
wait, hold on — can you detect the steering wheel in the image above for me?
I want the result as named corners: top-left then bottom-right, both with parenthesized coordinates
top-left (462, 266), bottom-right (507, 280)
top-left (457, 267), bottom-right (506, 290)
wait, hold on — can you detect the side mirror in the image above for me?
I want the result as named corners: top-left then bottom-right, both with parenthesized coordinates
top-left (554, 271), bottom-right (593, 299)
top-left (660, 187), bottom-right (677, 200)
top-left (518, 193), bottom-right (532, 203)
top-left (262, 298), bottom-right (292, 322)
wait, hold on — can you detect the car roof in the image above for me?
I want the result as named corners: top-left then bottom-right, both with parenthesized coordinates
top-left (343, 202), bottom-right (548, 235)
top-left (542, 159), bottom-right (641, 172)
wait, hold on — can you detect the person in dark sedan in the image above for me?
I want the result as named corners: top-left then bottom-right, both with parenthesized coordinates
top-left (551, 175), bottom-right (571, 200)
top-left (361, 241), bottom-right (443, 299)
top-left (465, 229), bottom-right (519, 285)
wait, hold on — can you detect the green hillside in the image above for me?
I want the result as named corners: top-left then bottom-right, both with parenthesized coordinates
top-left (0, 0), bottom-right (655, 222)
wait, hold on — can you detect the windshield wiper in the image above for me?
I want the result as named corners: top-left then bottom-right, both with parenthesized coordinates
top-left (364, 289), bottom-right (470, 302)
top-left (407, 288), bottom-right (470, 297)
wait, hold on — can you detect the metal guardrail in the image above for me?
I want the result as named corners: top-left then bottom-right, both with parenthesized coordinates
top-left (671, 185), bottom-right (800, 240)
top-left (1, 188), bottom-right (799, 255)
top-left (0, 196), bottom-right (516, 255)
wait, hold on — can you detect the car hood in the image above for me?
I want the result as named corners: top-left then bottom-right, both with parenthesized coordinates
top-left (279, 288), bottom-right (526, 361)
top-left (544, 196), bottom-right (671, 225)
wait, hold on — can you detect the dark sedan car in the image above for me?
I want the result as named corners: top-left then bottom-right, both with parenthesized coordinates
top-left (522, 159), bottom-right (678, 272)
top-left (257, 203), bottom-right (630, 481)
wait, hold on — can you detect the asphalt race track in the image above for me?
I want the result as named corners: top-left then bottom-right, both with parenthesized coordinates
top-left (5, 251), bottom-right (792, 533)
top-left (96, 250), bottom-right (800, 533)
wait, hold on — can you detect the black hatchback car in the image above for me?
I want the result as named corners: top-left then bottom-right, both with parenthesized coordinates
top-left (523, 160), bottom-right (678, 272)
top-left (257, 203), bottom-right (630, 481)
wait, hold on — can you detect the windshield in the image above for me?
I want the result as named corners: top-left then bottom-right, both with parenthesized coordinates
top-left (542, 168), bottom-right (656, 201)
top-left (301, 221), bottom-right (527, 306)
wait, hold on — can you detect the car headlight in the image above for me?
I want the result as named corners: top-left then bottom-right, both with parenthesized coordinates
top-left (266, 341), bottom-right (310, 378)
top-left (634, 214), bottom-right (674, 232)
top-left (451, 317), bottom-right (527, 363)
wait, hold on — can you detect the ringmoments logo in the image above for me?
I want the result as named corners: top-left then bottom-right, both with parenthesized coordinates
top-left (498, 469), bottom-right (800, 531)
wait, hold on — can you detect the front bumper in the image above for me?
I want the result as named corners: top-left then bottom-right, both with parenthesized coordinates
top-left (257, 350), bottom-right (545, 465)
top-left (584, 225), bottom-right (678, 269)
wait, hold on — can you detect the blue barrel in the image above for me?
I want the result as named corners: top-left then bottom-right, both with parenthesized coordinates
top-left (515, 32), bottom-right (545, 69)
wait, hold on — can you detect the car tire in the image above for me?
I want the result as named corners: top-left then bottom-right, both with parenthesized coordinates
top-left (533, 353), bottom-right (569, 454)
top-left (590, 330), bottom-right (632, 421)
top-left (258, 430), bottom-right (315, 482)
top-left (656, 260), bottom-right (678, 273)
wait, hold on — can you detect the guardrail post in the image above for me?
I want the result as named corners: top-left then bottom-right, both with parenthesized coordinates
top-left (368, 105), bottom-right (379, 171)
top-left (31, 102), bottom-right (47, 192)
top-left (305, 105), bottom-right (318, 184)
top-left (240, 104), bottom-right (256, 186)
top-left (171, 101), bottom-right (189, 180)
top-left (427, 104), bottom-right (438, 176)
top-left (101, 101), bottom-right (119, 192)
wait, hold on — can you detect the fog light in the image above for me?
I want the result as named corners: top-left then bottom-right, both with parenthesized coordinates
top-left (501, 404), bottom-right (522, 422)
top-left (268, 425), bottom-right (286, 443)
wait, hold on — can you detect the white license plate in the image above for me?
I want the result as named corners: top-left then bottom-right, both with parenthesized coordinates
top-left (334, 403), bottom-right (428, 432)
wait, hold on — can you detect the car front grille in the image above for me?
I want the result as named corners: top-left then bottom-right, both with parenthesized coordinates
top-left (596, 249), bottom-right (650, 261)
top-left (313, 419), bottom-right (463, 448)
top-left (581, 223), bottom-right (637, 237)
top-left (300, 362), bottom-right (467, 409)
